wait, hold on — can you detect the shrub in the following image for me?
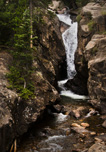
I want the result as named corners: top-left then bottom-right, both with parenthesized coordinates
top-left (19, 88), bottom-right (34, 100)
top-left (76, 14), bottom-right (82, 22)
top-left (7, 8), bottom-right (35, 100)
top-left (88, 20), bottom-right (96, 31)
top-left (47, 10), bottom-right (56, 19)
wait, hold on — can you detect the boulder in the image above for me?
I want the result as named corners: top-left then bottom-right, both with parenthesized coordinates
top-left (82, 3), bottom-right (102, 19)
top-left (96, 133), bottom-right (106, 142)
top-left (88, 142), bottom-right (106, 152)
top-left (71, 106), bottom-right (89, 119)
top-left (86, 36), bottom-right (106, 113)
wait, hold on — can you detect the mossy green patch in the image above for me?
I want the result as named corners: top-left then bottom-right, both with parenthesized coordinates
top-left (88, 20), bottom-right (96, 31)
top-left (76, 14), bottom-right (82, 22)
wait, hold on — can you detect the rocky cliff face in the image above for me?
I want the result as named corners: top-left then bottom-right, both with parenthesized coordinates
top-left (0, 51), bottom-right (17, 151)
top-left (86, 34), bottom-right (106, 114)
top-left (0, 9), bottom-right (65, 152)
top-left (72, 2), bottom-right (106, 113)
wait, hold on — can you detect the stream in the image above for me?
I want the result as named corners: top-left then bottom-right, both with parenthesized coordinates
top-left (17, 96), bottom-right (106, 152)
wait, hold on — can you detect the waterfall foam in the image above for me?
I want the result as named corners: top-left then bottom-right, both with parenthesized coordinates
top-left (60, 90), bottom-right (87, 100)
top-left (55, 113), bottom-right (69, 123)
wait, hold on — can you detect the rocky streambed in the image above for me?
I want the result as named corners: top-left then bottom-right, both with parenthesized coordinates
top-left (17, 96), bottom-right (106, 152)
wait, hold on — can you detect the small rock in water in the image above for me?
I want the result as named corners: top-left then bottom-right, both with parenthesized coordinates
top-left (71, 106), bottom-right (89, 119)
top-left (90, 132), bottom-right (96, 136)
top-left (71, 123), bottom-right (82, 128)
top-left (85, 108), bottom-right (99, 118)
top-left (81, 123), bottom-right (90, 128)
top-left (102, 120), bottom-right (106, 128)
top-left (100, 133), bottom-right (105, 135)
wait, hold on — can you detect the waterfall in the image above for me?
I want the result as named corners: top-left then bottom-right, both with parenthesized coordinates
top-left (57, 14), bottom-right (87, 100)
top-left (57, 14), bottom-right (77, 79)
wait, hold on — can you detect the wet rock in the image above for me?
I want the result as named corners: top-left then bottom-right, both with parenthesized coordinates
top-left (65, 75), bottom-right (88, 95)
top-left (100, 115), bottom-right (106, 120)
top-left (59, 22), bottom-right (70, 33)
top-left (70, 106), bottom-right (89, 119)
top-left (90, 132), bottom-right (96, 136)
top-left (61, 105), bottom-right (72, 115)
top-left (102, 120), bottom-right (106, 128)
top-left (88, 142), bottom-right (106, 152)
top-left (71, 123), bottom-right (90, 136)
top-left (96, 133), bottom-right (106, 142)
top-left (94, 137), bottom-right (102, 142)
top-left (81, 123), bottom-right (89, 128)
top-left (71, 123), bottom-right (82, 128)
top-left (85, 108), bottom-right (99, 117)
top-left (53, 104), bottom-right (63, 113)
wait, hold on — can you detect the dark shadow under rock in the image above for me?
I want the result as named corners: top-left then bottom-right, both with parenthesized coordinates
top-left (65, 74), bottom-right (88, 95)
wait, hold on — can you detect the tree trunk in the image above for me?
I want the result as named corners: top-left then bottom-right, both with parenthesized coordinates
top-left (30, 0), bottom-right (33, 48)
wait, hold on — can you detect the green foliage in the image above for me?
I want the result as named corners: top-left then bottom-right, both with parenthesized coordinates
top-left (7, 61), bottom-right (34, 100)
top-left (14, 8), bottom-right (30, 50)
top-left (88, 20), bottom-right (96, 31)
top-left (101, 10), bottom-right (106, 16)
top-left (102, 31), bottom-right (106, 35)
top-left (47, 10), bottom-right (56, 19)
top-left (19, 88), bottom-right (34, 100)
top-left (96, 30), bottom-right (106, 35)
top-left (0, 0), bottom-right (28, 45)
top-left (33, 7), bottom-right (45, 24)
top-left (2, 1), bottom-right (35, 100)
top-left (76, 14), bottom-right (82, 22)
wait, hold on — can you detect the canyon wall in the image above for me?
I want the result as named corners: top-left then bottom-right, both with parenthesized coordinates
top-left (74, 2), bottom-right (106, 113)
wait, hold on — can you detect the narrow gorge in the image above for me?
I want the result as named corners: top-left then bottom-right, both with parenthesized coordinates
top-left (0, 0), bottom-right (106, 152)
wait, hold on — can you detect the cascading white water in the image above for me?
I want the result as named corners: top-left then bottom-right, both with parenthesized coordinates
top-left (57, 14), bottom-right (87, 100)
top-left (57, 14), bottom-right (77, 79)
